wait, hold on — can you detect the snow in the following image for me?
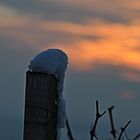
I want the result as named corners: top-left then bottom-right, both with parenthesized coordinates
top-left (28, 48), bottom-right (68, 140)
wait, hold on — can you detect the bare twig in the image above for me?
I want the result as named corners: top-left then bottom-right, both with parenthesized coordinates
top-left (108, 106), bottom-right (117, 140)
top-left (66, 116), bottom-right (74, 140)
top-left (124, 130), bottom-right (129, 140)
top-left (90, 100), bottom-right (106, 140)
top-left (133, 133), bottom-right (140, 140)
top-left (118, 120), bottom-right (131, 140)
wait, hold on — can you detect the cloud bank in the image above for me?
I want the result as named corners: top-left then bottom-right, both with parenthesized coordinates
top-left (0, 0), bottom-right (140, 73)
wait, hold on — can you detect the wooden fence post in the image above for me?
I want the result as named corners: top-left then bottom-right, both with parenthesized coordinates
top-left (23, 71), bottom-right (58, 140)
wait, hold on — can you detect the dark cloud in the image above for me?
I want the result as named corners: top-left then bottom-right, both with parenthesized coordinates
top-left (0, 0), bottom-right (129, 23)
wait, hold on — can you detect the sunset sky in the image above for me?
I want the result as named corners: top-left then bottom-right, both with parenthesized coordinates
top-left (0, 0), bottom-right (140, 139)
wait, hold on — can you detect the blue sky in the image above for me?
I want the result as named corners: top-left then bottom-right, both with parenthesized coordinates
top-left (0, 0), bottom-right (140, 139)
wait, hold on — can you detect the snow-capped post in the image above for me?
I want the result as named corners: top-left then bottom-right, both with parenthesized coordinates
top-left (23, 49), bottom-right (68, 140)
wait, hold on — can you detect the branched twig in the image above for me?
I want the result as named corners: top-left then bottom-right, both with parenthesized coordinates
top-left (124, 130), bottom-right (129, 140)
top-left (108, 106), bottom-right (117, 140)
top-left (90, 100), bottom-right (106, 140)
top-left (118, 120), bottom-right (131, 140)
top-left (66, 116), bottom-right (74, 140)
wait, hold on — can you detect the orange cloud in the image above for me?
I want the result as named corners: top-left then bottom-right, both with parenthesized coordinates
top-left (0, 16), bottom-right (140, 72)
top-left (45, 20), bottom-right (140, 71)
top-left (115, 0), bottom-right (140, 10)
top-left (51, 40), bottom-right (140, 71)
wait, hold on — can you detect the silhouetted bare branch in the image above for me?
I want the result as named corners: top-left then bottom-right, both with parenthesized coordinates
top-left (124, 130), bottom-right (129, 140)
top-left (90, 100), bottom-right (106, 140)
top-left (118, 120), bottom-right (131, 140)
top-left (108, 106), bottom-right (117, 140)
top-left (133, 133), bottom-right (140, 140)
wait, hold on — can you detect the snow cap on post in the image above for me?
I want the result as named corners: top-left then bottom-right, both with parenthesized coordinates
top-left (28, 48), bottom-right (68, 76)
top-left (28, 48), bottom-right (68, 140)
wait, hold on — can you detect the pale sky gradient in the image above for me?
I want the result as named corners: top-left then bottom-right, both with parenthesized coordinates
top-left (0, 0), bottom-right (140, 139)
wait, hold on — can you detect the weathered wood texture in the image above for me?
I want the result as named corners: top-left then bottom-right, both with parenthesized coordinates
top-left (23, 71), bottom-right (58, 140)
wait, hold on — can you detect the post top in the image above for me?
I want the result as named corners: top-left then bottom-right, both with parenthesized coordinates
top-left (28, 48), bottom-right (68, 75)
